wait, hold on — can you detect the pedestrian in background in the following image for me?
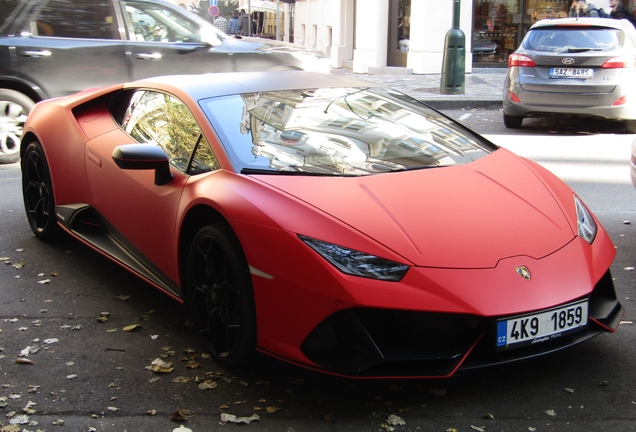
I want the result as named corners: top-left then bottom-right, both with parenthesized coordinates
top-left (238, 9), bottom-right (250, 35)
top-left (607, 0), bottom-right (636, 27)
top-left (568, 0), bottom-right (601, 17)
top-left (214, 14), bottom-right (228, 34)
top-left (228, 10), bottom-right (239, 34)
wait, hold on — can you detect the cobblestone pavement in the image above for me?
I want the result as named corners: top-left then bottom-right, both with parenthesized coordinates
top-left (330, 67), bottom-right (507, 110)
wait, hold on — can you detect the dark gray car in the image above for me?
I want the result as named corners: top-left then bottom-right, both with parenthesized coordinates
top-left (503, 18), bottom-right (636, 131)
top-left (0, 0), bottom-right (328, 163)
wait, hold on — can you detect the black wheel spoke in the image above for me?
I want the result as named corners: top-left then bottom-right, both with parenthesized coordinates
top-left (186, 225), bottom-right (255, 366)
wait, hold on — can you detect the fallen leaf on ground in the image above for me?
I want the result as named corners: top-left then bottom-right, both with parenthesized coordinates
top-left (545, 409), bottom-right (556, 416)
top-left (173, 426), bottom-right (192, 432)
top-left (115, 295), bottom-right (130, 301)
top-left (123, 324), bottom-right (140, 332)
top-left (170, 408), bottom-right (189, 422)
top-left (150, 358), bottom-right (174, 373)
top-left (15, 358), bottom-right (34, 365)
top-left (219, 413), bottom-right (260, 425)
top-left (198, 380), bottom-right (218, 390)
top-left (386, 415), bottom-right (405, 426)
top-left (266, 406), bottom-right (279, 413)
top-left (470, 426), bottom-right (485, 432)
top-left (52, 419), bottom-right (64, 426)
top-left (564, 388), bottom-right (575, 393)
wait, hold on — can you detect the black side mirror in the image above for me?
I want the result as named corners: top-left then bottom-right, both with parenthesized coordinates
top-left (112, 144), bottom-right (174, 185)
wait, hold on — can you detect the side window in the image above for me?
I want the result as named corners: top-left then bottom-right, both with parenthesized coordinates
top-left (124, 2), bottom-right (202, 43)
top-left (121, 91), bottom-right (219, 175)
top-left (32, 0), bottom-right (116, 39)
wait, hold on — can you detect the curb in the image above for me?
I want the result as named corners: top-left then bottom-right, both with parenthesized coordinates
top-left (419, 98), bottom-right (504, 111)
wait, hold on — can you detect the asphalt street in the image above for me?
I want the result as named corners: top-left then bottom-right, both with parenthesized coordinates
top-left (0, 112), bottom-right (635, 432)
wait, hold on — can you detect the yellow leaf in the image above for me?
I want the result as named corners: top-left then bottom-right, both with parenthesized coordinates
top-left (123, 324), bottom-right (140, 332)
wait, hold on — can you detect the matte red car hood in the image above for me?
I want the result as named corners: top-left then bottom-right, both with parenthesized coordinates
top-left (255, 149), bottom-right (575, 268)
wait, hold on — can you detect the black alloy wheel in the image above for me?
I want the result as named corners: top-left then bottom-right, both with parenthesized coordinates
top-left (186, 223), bottom-right (256, 366)
top-left (21, 141), bottom-right (58, 240)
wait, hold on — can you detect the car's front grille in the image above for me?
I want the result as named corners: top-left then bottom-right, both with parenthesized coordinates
top-left (300, 270), bottom-right (622, 377)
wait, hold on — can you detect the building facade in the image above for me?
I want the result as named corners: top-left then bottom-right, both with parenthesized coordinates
top-left (287, 0), bottom-right (613, 74)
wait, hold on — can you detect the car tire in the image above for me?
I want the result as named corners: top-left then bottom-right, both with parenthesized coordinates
top-left (186, 223), bottom-right (256, 366)
top-left (625, 120), bottom-right (636, 134)
top-left (21, 140), bottom-right (59, 241)
top-left (0, 90), bottom-right (35, 164)
top-left (503, 113), bottom-right (523, 129)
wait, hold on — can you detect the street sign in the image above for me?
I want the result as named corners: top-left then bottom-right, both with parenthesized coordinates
top-left (208, 5), bottom-right (219, 16)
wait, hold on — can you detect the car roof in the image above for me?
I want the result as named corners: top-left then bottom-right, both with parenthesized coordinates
top-left (530, 17), bottom-right (635, 31)
top-left (129, 71), bottom-right (382, 100)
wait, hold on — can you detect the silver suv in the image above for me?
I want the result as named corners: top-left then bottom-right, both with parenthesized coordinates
top-left (0, 0), bottom-right (328, 163)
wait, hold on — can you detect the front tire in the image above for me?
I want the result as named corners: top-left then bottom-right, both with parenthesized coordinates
top-left (186, 223), bottom-right (256, 366)
top-left (503, 113), bottom-right (523, 129)
top-left (0, 90), bottom-right (35, 164)
top-left (21, 140), bottom-right (59, 241)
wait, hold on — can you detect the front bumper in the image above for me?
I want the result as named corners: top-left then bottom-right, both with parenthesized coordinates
top-left (300, 270), bottom-right (623, 378)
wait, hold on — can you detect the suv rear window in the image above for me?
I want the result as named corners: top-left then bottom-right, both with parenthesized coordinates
top-left (521, 27), bottom-right (624, 53)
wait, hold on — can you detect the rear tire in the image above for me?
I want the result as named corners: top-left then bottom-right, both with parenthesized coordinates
top-left (185, 223), bottom-right (256, 367)
top-left (21, 140), bottom-right (59, 241)
top-left (503, 113), bottom-right (523, 129)
top-left (625, 120), bottom-right (636, 134)
top-left (0, 89), bottom-right (35, 164)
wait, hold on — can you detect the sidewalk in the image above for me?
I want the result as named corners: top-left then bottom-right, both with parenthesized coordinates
top-left (330, 67), bottom-right (507, 110)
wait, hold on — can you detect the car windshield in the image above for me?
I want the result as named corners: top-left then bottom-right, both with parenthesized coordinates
top-left (201, 87), bottom-right (496, 175)
top-left (521, 27), bottom-right (623, 53)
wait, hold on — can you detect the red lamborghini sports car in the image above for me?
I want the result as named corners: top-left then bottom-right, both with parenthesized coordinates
top-left (21, 71), bottom-right (623, 378)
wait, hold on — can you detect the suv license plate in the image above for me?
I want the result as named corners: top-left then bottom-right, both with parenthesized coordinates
top-left (496, 300), bottom-right (588, 350)
top-left (550, 68), bottom-right (593, 79)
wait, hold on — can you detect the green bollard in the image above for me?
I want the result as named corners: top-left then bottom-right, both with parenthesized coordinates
top-left (440, 0), bottom-right (465, 95)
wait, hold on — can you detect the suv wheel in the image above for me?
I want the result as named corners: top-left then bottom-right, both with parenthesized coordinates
top-left (0, 90), bottom-right (35, 164)
top-left (503, 113), bottom-right (523, 129)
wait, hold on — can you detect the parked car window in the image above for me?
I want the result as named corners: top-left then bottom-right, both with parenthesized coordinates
top-left (521, 27), bottom-right (623, 53)
top-left (31, 0), bottom-right (116, 39)
top-left (124, 1), bottom-right (205, 43)
top-left (0, 0), bottom-right (22, 34)
top-left (121, 91), bottom-right (218, 174)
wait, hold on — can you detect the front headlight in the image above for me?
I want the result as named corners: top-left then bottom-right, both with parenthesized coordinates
top-left (299, 235), bottom-right (409, 281)
top-left (574, 195), bottom-right (597, 244)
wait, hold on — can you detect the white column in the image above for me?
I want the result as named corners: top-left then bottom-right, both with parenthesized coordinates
top-left (352, 0), bottom-right (388, 73)
top-left (330, 0), bottom-right (354, 68)
top-left (407, 0), bottom-right (473, 74)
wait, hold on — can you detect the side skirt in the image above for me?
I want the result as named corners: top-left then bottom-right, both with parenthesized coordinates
top-left (55, 204), bottom-right (182, 300)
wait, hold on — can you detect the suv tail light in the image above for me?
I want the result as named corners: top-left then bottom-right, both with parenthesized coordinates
top-left (602, 56), bottom-right (636, 69)
top-left (508, 54), bottom-right (536, 68)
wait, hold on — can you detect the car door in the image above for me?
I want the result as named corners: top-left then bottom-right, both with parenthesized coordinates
top-left (118, 0), bottom-right (235, 80)
top-left (11, 0), bottom-right (130, 98)
top-left (85, 89), bottom-right (219, 279)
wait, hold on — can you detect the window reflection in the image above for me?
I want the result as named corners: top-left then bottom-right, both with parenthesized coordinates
top-left (121, 90), bottom-right (218, 174)
top-left (202, 88), bottom-right (494, 175)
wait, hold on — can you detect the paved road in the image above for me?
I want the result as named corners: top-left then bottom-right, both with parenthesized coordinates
top-left (0, 114), bottom-right (635, 431)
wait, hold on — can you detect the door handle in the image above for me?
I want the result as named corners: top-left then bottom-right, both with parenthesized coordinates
top-left (21, 50), bottom-right (51, 57)
top-left (134, 53), bottom-right (162, 60)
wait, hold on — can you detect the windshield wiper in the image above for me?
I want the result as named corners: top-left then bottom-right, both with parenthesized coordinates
top-left (567, 47), bottom-right (602, 53)
top-left (241, 167), bottom-right (342, 176)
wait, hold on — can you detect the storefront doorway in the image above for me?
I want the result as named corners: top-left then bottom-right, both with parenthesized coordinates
top-left (472, 0), bottom-right (570, 66)
top-left (387, 0), bottom-right (410, 67)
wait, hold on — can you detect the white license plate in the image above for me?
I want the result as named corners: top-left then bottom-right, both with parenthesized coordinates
top-left (496, 300), bottom-right (588, 350)
top-left (550, 67), bottom-right (593, 79)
